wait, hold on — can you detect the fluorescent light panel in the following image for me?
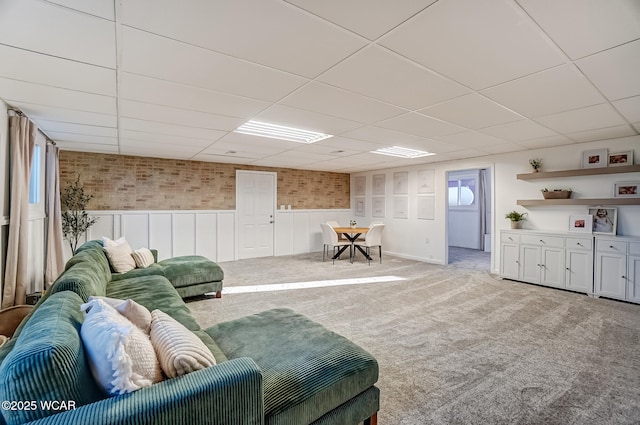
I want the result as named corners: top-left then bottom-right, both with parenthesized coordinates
top-left (371, 146), bottom-right (435, 159)
top-left (234, 120), bottom-right (332, 144)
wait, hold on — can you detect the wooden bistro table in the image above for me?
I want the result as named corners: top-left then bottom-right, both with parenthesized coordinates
top-left (332, 227), bottom-right (372, 262)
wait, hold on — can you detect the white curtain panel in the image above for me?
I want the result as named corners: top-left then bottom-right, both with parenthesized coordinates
top-left (2, 116), bottom-right (36, 308)
top-left (45, 144), bottom-right (66, 287)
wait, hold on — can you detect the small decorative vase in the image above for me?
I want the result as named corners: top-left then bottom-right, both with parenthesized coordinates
top-left (533, 169), bottom-right (540, 173)
top-left (511, 221), bottom-right (523, 229)
top-left (350, 224), bottom-right (356, 229)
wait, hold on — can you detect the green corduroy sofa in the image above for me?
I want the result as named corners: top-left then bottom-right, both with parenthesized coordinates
top-left (0, 241), bottom-right (379, 425)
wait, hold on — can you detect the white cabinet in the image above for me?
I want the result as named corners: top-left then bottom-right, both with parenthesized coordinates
top-left (595, 237), bottom-right (640, 304)
top-left (565, 237), bottom-right (594, 293)
top-left (500, 230), bottom-right (593, 294)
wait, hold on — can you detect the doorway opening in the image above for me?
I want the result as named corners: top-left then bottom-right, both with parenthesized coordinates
top-left (446, 168), bottom-right (492, 271)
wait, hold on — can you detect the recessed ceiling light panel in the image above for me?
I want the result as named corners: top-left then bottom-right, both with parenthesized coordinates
top-left (234, 120), bottom-right (332, 144)
top-left (371, 146), bottom-right (435, 159)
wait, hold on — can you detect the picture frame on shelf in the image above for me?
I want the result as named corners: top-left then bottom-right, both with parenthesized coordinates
top-left (613, 181), bottom-right (640, 198)
top-left (608, 151), bottom-right (633, 167)
top-left (568, 214), bottom-right (592, 234)
top-left (581, 148), bottom-right (608, 169)
top-left (588, 207), bottom-right (617, 235)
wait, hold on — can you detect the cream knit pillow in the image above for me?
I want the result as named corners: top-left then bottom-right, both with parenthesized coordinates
top-left (104, 243), bottom-right (136, 273)
top-left (80, 299), bottom-right (162, 395)
top-left (131, 248), bottom-right (155, 269)
top-left (88, 296), bottom-right (152, 335)
top-left (150, 310), bottom-right (216, 378)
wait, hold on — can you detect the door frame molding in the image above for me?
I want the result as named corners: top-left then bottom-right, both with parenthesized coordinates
top-left (235, 170), bottom-right (277, 260)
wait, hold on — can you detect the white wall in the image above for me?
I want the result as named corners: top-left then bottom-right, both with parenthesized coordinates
top-left (83, 208), bottom-right (351, 263)
top-left (352, 136), bottom-right (640, 274)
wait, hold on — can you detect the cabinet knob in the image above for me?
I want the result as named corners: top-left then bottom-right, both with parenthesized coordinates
top-left (515, 260), bottom-right (519, 264)
top-left (539, 239), bottom-right (545, 243)
top-left (610, 245), bottom-right (615, 249)
top-left (508, 237), bottom-right (513, 241)
top-left (576, 243), bottom-right (583, 247)
top-left (622, 276), bottom-right (626, 279)
top-left (566, 267), bottom-right (570, 271)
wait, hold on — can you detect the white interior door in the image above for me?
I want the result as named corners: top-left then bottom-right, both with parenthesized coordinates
top-left (237, 171), bottom-right (276, 259)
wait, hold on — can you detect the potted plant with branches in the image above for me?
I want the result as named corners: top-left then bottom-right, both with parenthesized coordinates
top-left (61, 175), bottom-right (98, 254)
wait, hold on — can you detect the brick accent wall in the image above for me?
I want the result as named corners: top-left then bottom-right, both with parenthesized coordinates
top-left (59, 151), bottom-right (350, 210)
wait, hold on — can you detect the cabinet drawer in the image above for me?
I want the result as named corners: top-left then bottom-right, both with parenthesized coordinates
top-left (596, 240), bottom-right (627, 254)
top-left (501, 232), bottom-right (519, 244)
top-left (566, 237), bottom-right (592, 251)
top-left (630, 242), bottom-right (640, 255)
top-left (521, 234), bottom-right (564, 248)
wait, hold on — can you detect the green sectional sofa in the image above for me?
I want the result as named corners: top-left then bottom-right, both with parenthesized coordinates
top-left (0, 241), bottom-right (379, 425)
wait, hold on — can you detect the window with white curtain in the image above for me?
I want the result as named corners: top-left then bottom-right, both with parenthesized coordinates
top-left (448, 175), bottom-right (478, 209)
top-left (28, 133), bottom-right (46, 218)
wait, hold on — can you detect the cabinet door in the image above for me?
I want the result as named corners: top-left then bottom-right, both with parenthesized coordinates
top-left (628, 255), bottom-right (640, 304)
top-left (520, 245), bottom-right (541, 283)
top-left (540, 247), bottom-right (564, 288)
top-left (500, 243), bottom-right (519, 280)
top-left (565, 249), bottom-right (593, 293)
top-left (595, 252), bottom-right (626, 300)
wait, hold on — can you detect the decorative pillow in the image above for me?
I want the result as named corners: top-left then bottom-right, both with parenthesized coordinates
top-left (88, 296), bottom-right (152, 334)
top-left (104, 243), bottom-right (136, 273)
top-left (80, 299), bottom-right (162, 395)
top-left (150, 310), bottom-right (216, 378)
top-left (102, 236), bottom-right (129, 247)
top-left (132, 248), bottom-right (155, 269)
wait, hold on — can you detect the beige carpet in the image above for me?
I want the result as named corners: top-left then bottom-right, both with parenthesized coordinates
top-left (188, 253), bottom-right (640, 424)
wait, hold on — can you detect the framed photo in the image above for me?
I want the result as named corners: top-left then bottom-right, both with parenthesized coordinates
top-left (393, 196), bottom-right (408, 219)
top-left (568, 214), bottom-right (592, 234)
top-left (354, 197), bottom-right (365, 217)
top-left (372, 196), bottom-right (385, 218)
top-left (608, 151), bottom-right (633, 167)
top-left (353, 176), bottom-right (366, 196)
top-left (588, 207), bottom-right (617, 235)
top-left (393, 172), bottom-right (408, 194)
top-left (417, 169), bottom-right (435, 194)
top-left (417, 195), bottom-right (435, 220)
top-left (613, 181), bottom-right (640, 198)
top-left (581, 148), bottom-right (608, 168)
top-left (372, 174), bottom-right (386, 196)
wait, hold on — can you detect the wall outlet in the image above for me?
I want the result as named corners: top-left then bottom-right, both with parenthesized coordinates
top-left (425, 237), bottom-right (430, 244)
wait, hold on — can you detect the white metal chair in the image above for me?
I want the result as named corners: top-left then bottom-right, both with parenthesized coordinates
top-left (356, 221), bottom-right (384, 241)
top-left (320, 223), bottom-right (351, 264)
top-left (353, 224), bottom-right (385, 265)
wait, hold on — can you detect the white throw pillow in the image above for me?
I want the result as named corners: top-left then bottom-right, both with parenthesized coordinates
top-left (102, 236), bottom-right (128, 248)
top-left (104, 244), bottom-right (136, 273)
top-left (87, 296), bottom-right (152, 335)
top-left (150, 310), bottom-right (216, 378)
top-left (131, 248), bottom-right (155, 269)
top-left (80, 299), bottom-right (162, 395)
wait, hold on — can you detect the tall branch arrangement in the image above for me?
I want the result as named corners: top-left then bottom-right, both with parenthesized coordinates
top-left (61, 174), bottom-right (98, 254)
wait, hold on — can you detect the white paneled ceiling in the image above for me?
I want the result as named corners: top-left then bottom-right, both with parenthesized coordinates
top-left (0, 0), bottom-right (638, 173)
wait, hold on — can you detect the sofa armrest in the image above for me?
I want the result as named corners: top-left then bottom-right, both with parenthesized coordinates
top-left (25, 358), bottom-right (264, 425)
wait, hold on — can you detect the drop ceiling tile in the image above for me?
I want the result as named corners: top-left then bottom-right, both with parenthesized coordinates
top-left (318, 45), bottom-right (469, 110)
top-left (0, 45), bottom-right (115, 96)
top-left (0, 0), bottom-right (115, 68)
top-left (518, 0), bottom-right (640, 59)
top-left (0, 78), bottom-right (115, 115)
top-left (535, 103), bottom-right (628, 134)
top-left (285, 0), bottom-right (436, 40)
top-left (119, 100), bottom-right (245, 132)
top-left (340, 126), bottom-right (427, 146)
top-left (36, 120), bottom-right (117, 138)
top-left (57, 142), bottom-right (119, 154)
top-left (11, 102), bottom-right (117, 127)
top-left (120, 130), bottom-right (215, 148)
top-left (280, 82), bottom-right (406, 124)
top-left (564, 125), bottom-right (637, 143)
top-left (376, 112), bottom-right (465, 138)
top-left (209, 131), bottom-right (304, 153)
top-left (480, 143), bottom-right (527, 155)
top-left (192, 153), bottom-right (256, 165)
top-left (612, 96), bottom-right (640, 123)
top-left (120, 73), bottom-right (269, 119)
top-left (482, 64), bottom-right (606, 117)
top-left (120, 26), bottom-right (307, 102)
top-left (45, 0), bottom-right (115, 20)
top-left (480, 119), bottom-right (557, 142)
top-left (120, 118), bottom-right (227, 141)
top-left (121, 0), bottom-right (366, 78)
top-left (45, 131), bottom-right (117, 146)
top-left (294, 144), bottom-right (362, 157)
top-left (199, 142), bottom-right (270, 159)
top-left (633, 123), bottom-right (640, 133)
top-left (420, 94), bottom-right (522, 129)
top-left (379, 0), bottom-right (564, 89)
top-left (120, 140), bottom-right (203, 159)
top-left (576, 39), bottom-right (640, 101)
top-left (516, 135), bottom-right (574, 149)
top-left (441, 149), bottom-right (488, 160)
top-left (255, 105), bottom-right (363, 135)
top-left (434, 131), bottom-right (507, 148)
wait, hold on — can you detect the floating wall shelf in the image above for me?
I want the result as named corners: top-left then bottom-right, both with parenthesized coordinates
top-left (517, 164), bottom-right (640, 180)
top-left (517, 198), bottom-right (640, 206)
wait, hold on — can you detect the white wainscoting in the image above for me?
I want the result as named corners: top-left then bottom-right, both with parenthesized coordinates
top-left (87, 209), bottom-right (352, 262)
top-left (87, 210), bottom-right (236, 263)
